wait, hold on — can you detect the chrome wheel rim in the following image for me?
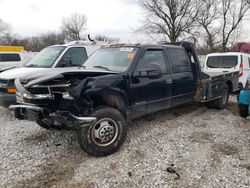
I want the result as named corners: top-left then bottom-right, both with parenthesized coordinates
top-left (91, 118), bottom-right (118, 147)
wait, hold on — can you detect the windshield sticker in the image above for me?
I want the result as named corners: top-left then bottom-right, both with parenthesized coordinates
top-left (120, 48), bottom-right (134, 52)
top-left (127, 53), bottom-right (135, 59)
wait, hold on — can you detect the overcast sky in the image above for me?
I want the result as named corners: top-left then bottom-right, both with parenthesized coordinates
top-left (0, 0), bottom-right (249, 42)
top-left (0, 0), bottom-right (149, 42)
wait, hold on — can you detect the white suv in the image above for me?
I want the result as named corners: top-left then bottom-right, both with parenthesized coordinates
top-left (0, 41), bottom-right (102, 107)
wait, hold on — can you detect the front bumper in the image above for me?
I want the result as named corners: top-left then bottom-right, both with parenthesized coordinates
top-left (12, 79), bottom-right (96, 129)
top-left (0, 92), bottom-right (16, 108)
top-left (9, 104), bottom-right (96, 129)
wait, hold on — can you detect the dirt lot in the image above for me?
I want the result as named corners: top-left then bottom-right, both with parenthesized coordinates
top-left (0, 96), bottom-right (249, 188)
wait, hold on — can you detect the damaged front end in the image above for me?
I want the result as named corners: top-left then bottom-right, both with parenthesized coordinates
top-left (9, 75), bottom-right (97, 130)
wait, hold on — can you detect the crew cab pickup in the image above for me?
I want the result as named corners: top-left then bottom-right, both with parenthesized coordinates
top-left (10, 42), bottom-right (239, 157)
top-left (0, 41), bottom-right (101, 108)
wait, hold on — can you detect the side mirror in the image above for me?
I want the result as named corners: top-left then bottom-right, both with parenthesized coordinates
top-left (60, 56), bottom-right (71, 67)
top-left (147, 62), bottom-right (163, 79)
top-left (133, 63), bottom-right (163, 79)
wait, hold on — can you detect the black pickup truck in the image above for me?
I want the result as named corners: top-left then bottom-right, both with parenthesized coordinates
top-left (10, 42), bottom-right (239, 157)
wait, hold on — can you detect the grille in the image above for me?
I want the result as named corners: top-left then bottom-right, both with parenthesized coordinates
top-left (27, 87), bottom-right (50, 94)
top-left (22, 98), bottom-right (54, 108)
top-left (50, 87), bottom-right (67, 93)
top-left (0, 80), bottom-right (8, 85)
top-left (0, 88), bottom-right (6, 92)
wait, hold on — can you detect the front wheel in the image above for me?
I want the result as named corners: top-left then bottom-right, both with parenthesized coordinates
top-left (36, 118), bottom-right (51, 129)
top-left (78, 107), bottom-right (127, 157)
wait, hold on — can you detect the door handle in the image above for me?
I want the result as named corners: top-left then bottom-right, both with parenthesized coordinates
top-left (166, 79), bottom-right (172, 84)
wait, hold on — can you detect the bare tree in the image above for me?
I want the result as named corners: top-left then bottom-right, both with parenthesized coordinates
top-left (0, 32), bottom-right (65, 51)
top-left (197, 0), bottom-right (221, 52)
top-left (220, 0), bottom-right (250, 51)
top-left (61, 13), bottom-right (87, 41)
top-left (137, 0), bottom-right (201, 42)
top-left (40, 32), bottom-right (65, 47)
top-left (94, 35), bottom-right (120, 43)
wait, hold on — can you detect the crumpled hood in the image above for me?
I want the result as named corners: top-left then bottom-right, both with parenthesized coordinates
top-left (14, 67), bottom-right (120, 87)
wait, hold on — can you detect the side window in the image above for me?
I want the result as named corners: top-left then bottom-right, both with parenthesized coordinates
top-left (248, 57), bottom-right (250, 68)
top-left (169, 48), bottom-right (191, 72)
top-left (136, 49), bottom-right (167, 73)
top-left (207, 56), bottom-right (221, 68)
top-left (60, 47), bottom-right (87, 67)
top-left (1, 53), bottom-right (21, 62)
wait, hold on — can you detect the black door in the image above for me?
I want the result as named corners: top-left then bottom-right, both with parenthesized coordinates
top-left (130, 47), bottom-right (172, 118)
top-left (167, 48), bottom-right (196, 106)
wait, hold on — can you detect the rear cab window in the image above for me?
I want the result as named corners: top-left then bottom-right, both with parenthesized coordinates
top-left (0, 53), bottom-right (21, 62)
top-left (207, 56), bottom-right (238, 68)
top-left (168, 48), bottom-right (191, 72)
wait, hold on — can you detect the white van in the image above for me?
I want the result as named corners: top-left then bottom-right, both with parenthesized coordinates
top-left (204, 52), bottom-right (250, 89)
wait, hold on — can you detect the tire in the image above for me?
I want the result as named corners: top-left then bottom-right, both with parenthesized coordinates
top-left (36, 118), bottom-right (51, 129)
top-left (78, 106), bottom-right (127, 157)
top-left (205, 101), bottom-right (214, 108)
top-left (238, 104), bottom-right (249, 118)
top-left (213, 84), bottom-right (229, 109)
top-left (206, 84), bottom-right (229, 110)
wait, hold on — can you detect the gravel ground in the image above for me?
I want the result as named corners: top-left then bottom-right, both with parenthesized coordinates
top-left (0, 96), bottom-right (249, 188)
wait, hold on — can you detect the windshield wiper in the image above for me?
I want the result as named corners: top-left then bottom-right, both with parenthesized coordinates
top-left (25, 64), bottom-right (38, 67)
top-left (93, 65), bottom-right (111, 71)
top-left (78, 65), bottom-right (86, 69)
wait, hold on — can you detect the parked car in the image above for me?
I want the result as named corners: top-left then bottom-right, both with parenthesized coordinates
top-left (238, 77), bottom-right (250, 118)
top-left (204, 52), bottom-right (250, 89)
top-left (0, 41), bottom-right (102, 108)
top-left (0, 52), bottom-right (22, 72)
top-left (0, 46), bottom-right (24, 72)
top-left (10, 42), bottom-right (239, 157)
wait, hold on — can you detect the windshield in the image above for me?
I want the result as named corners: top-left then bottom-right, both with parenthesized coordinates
top-left (25, 46), bottom-right (65, 68)
top-left (83, 47), bottom-right (138, 72)
top-left (207, 56), bottom-right (238, 68)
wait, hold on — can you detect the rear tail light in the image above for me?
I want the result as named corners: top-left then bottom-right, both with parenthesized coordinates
top-left (240, 56), bottom-right (243, 77)
top-left (239, 63), bottom-right (243, 77)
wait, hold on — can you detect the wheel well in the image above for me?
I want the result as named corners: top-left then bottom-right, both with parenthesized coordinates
top-left (91, 94), bottom-right (127, 117)
top-left (226, 80), bottom-right (233, 93)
